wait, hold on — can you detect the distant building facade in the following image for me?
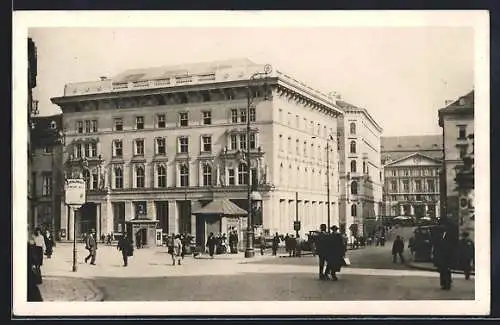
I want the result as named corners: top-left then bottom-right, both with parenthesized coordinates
top-left (438, 90), bottom-right (474, 237)
top-left (381, 135), bottom-right (443, 219)
top-left (336, 99), bottom-right (383, 237)
top-left (51, 59), bottom-right (343, 244)
top-left (31, 114), bottom-right (64, 235)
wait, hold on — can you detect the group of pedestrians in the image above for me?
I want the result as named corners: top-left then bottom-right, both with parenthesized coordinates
top-left (316, 224), bottom-right (347, 281)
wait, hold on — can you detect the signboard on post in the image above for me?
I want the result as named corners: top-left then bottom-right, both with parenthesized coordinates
top-left (294, 221), bottom-right (301, 231)
top-left (65, 179), bottom-right (86, 207)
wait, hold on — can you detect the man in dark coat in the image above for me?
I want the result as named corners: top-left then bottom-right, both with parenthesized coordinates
top-left (117, 233), bottom-right (133, 267)
top-left (316, 224), bottom-right (329, 280)
top-left (392, 235), bottom-right (405, 263)
top-left (457, 231), bottom-right (474, 280)
top-left (206, 232), bottom-right (217, 258)
top-left (84, 229), bottom-right (97, 265)
top-left (272, 232), bottom-right (280, 256)
top-left (433, 225), bottom-right (454, 290)
top-left (325, 225), bottom-right (346, 281)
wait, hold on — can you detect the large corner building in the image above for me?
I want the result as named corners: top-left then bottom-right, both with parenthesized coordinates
top-left (51, 59), bottom-right (343, 245)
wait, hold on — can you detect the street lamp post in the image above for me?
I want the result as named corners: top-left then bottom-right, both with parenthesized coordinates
top-left (244, 64), bottom-right (272, 258)
top-left (314, 135), bottom-right (335, 232)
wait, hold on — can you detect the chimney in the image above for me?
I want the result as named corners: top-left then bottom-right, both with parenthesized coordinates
top-left (100, 76), bottom-right (108, 81)
top-left (445, 100), bottom-right (454, 106)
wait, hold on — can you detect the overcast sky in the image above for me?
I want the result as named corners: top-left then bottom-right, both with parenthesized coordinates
top-left (29, 26), bottom-right (474, 136)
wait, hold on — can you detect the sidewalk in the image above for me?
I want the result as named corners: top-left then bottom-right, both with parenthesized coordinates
top-left (406, 260), bottom-right (475, 276)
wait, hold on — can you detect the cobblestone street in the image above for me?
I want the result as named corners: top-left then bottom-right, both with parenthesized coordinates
top-left (35, 241), bottom-right (474, 301)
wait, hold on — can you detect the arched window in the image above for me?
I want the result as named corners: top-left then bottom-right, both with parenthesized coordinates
top-left (351, 204), bottom-right (357, 217)
top-left (203, 163), bottom-right (212, 186)
top-left (350, 160), bottom-right (357, 173)
top-left (350, 122), bottom-right (356, 135)
top-left (351, 181), bottom-right (358, 195)
top-left (114, 167), bottom-right (123, 189)
top-left (180, 164), bottom-right (189, 187)
top-left (238, 163), bottom-right (248, 185)
top-left (350, 141), bottom-right (357, 154)
top-left (157, 165), bottom-right (166, 188)
top-left (136, 165), bottom-right (145, 188)
top-left (83, 169), bottom-right (90, 190)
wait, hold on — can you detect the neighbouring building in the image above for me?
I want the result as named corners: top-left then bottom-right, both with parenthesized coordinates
top-left (31, 114), bottom-right (64, 236)
top-left (381, 135), bottom-right (443, 220)
top-left (335, 98), bottom-right (383, 237)
top-left (28, 37), bottom-right (37, 231)
top-left (438, 90), bottom-right (474, 238)
top-left (51, 58), bottom-right (343, 246)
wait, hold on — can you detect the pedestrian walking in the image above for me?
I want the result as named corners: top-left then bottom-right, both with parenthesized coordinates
top-left (457, 231), bottom-right (474, 280)
top-left (259, 234), bottom-right (266, 255)
top-left (408, 236), bottom-right (416, 256)
top-left (324, 226), bottom-right (346, 281)
top-left (43, 229), bottom-right (54, 259)
top-left (171, 234), bottom-right (183, 265)
top-left (433, 224), bottom-right (453, 290)
top-left (32, 228), bottom-right (46, 270)
top-left (392, 235), bottom-right (405, 263)
top-left (316, 224), bottom-right (329, 280)
top-left (84, 229), bottom-right (97, 265)
top-left (272, 232), bottom-right (280, 256)
top-left (117, 233), bottom-right (133, 267)
top-left (206, 232), bottom-right (217, 259)
top-left (135, 231), bottom-right (141, 249)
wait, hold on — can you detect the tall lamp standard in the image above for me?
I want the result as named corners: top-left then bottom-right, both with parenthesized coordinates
top-left (313, 134), bottom-right (335, 232)
top-left (244, 64), bottom-right (272, 258)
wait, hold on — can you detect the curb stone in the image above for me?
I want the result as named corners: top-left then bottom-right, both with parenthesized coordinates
top-left (406, 262), bottom-right (475, 276)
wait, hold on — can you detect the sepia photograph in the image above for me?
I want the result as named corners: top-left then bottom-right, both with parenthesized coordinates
top-left (13, 10), bottom-right (489, 316)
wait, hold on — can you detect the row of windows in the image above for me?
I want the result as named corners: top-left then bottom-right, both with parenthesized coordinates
top-left (277, 108), bottom-right (334, 137)
top-left (73, 142), bottom-right (98, 158)
top-left (278, 135), bottom-right (339, 159)
top-left (388, 179), bottom-right (437, 192)
top-left (385, 168), bottom-right (439, 177)
top-left (277, 163), bottom-right (338, 191)
top-left (76, 108), bottom-right (256, 133)
top-left (388, 195), bottom-right (438, 202)
top-left (106, 163), bottom-right (258, 189)
top-left (76, 120), bottom-right (98, 134)
top-left (111, 133), bottom-right (258, 158)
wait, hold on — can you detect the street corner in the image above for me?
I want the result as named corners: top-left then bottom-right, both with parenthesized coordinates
top-left (38, 276), bottom-right (104, 301)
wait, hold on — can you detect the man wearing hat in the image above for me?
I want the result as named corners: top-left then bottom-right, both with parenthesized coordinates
top-left (84, 229), bottom-right (98, 265)
top-left (457, 231), bottom-right (474, 280)
top-left (324, 225), bottom-right (346, 281)
top-left (316, 224), bottom-right (329, 280)
top-left (432, 224), bottom-right (453, 290)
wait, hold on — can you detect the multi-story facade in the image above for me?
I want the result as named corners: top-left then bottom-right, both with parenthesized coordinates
top-left (335, 99), bottom-right (383, 237)
top-left (438, 90), bottom-right (474, 238)
top-left (28, 37), bottom-right (38, 231)
top-left (51, 59), bottom-right (343, 245)
top-left (31, 114), bottom-right (64, 235)
top-left (381, 135), bottom-right (443, 219)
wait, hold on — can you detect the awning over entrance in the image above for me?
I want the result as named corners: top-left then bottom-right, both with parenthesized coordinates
top-left (192, 199), bottom-right (247, 216)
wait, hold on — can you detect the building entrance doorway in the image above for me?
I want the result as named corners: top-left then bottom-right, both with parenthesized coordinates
top-left (77, 202), bottom-right (96, 239)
